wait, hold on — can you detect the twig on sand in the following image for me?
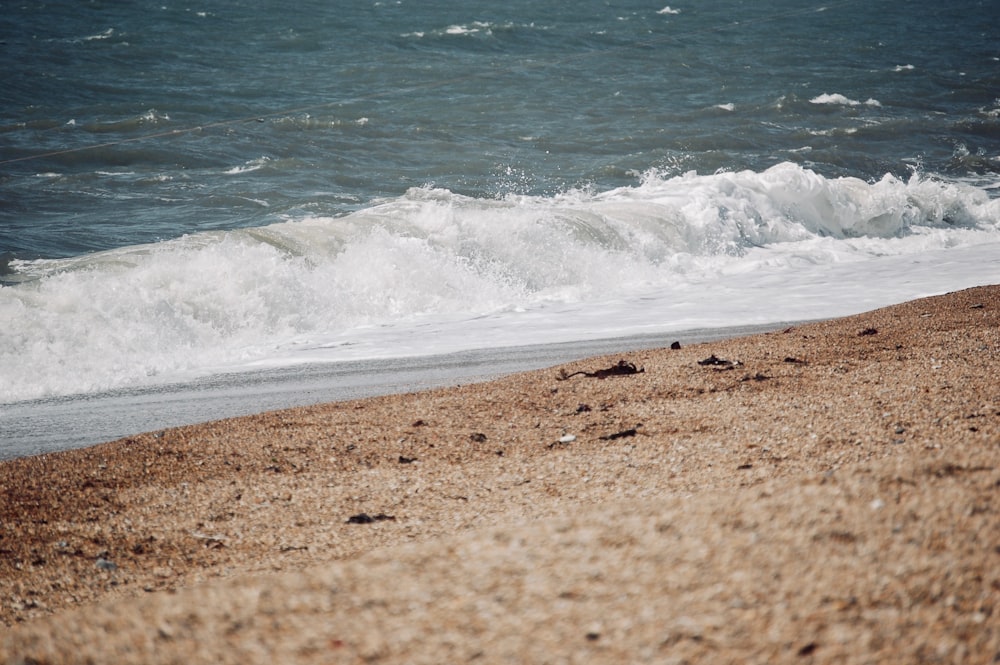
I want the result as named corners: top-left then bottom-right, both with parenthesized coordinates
top-left (557, 360), bottom-right (645, 381)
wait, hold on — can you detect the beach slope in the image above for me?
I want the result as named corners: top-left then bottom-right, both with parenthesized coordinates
top-left (2, 286), bottom-right (998, 663)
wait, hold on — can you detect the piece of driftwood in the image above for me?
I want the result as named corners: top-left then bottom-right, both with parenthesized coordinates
top-left (557, 360), bottom-right (645, 381)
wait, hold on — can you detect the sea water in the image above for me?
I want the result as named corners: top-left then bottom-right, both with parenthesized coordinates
top-left (1, 1), bottom-right (998, 453)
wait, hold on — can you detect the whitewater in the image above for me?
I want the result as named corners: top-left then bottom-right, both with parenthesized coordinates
top-left (2, 0), bottom-right (999, 456)
top-left (3, 163), bottom-right (999, 405)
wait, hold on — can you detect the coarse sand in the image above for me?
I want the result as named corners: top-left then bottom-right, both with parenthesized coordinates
top-left (2, 286), bottom-right (998, 664)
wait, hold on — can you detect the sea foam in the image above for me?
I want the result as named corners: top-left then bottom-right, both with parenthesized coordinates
top-left (2, 163), bottom-right (998, 403)
top-left (810, 93), bottom-right (882, 107)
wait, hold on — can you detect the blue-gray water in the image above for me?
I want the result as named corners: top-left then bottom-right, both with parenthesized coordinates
top-left (3, 0), bottom-right (997, 259)
top-left (1, 0), bottom-right (999, 457)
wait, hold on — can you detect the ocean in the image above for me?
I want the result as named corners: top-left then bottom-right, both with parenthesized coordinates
top-left (1, 0), bottom-right (998, 457)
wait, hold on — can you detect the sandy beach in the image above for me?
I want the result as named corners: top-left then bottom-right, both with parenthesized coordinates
top-left (2, 286), bottom-right (998, 663)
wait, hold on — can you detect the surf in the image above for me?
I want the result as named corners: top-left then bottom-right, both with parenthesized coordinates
top-left (2, 163), bottom-right (998, 404)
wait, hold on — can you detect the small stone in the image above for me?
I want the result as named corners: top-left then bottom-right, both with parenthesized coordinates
top-left (346, 513), bottom-right (396, 525)
top-left (347, 513), bottom-right (375, 524)
top-left (559, 434), bottom-right (577, 444)
top-left (95, 558), bottom-right (117, 572)
top-left (600, 428), bottom-right (638, 441)
top-left (698, 354), bottom-right (733, 367)
top-left (797, 642), bottom-right (818, 656)
top-left (745, 372), bottom-right (770, 382)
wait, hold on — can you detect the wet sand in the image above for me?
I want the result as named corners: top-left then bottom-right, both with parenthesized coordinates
top-left (2, 286), bottom-right (998, 664)
top-left (0, 322), bottom-right (795, 461)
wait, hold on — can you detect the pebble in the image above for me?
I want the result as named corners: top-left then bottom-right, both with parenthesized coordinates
top-left (95, 558), bottom-right (117, 572)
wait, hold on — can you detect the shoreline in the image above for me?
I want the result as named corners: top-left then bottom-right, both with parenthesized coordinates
top-left (2, 286), bottom-right (998, 663)
top-left (1, 321), bottom-right (802, 461)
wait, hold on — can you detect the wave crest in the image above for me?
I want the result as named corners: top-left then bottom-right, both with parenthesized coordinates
top-left (2, 163), bottom-right (997, 402)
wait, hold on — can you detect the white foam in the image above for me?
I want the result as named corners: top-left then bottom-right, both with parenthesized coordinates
top-left (810, 93), bottom-right (882, 107)
top-left (445, 22), bottom-right (494, 35)
top-left (83, 28), bottom-right (115, 41)
top-left (2, 163), bottom-right (998, 403)
top-left (223, 157), bottom-right (270, 174)
top-left (139, 109), bottom-right (169, 123)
